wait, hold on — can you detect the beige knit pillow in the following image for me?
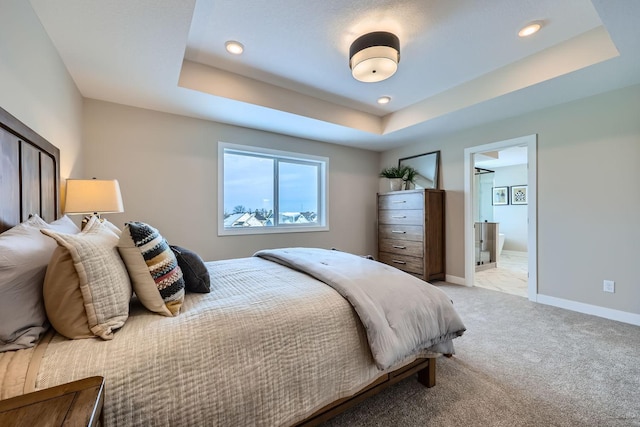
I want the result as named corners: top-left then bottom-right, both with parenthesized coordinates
top-left (42, 246), bottom-right (93, 339)
top-left (41, 217), bottom-right (132, 340)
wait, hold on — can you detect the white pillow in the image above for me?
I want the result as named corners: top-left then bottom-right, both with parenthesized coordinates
top-left (0, 216), bottom-right (54, 351)
top-left (49, 215), bottom-right (81, 234)
top-left (25, 214), bottom-right (49, 228)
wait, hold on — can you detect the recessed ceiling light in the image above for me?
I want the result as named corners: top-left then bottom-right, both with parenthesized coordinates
top-left (377, 96), bottom-right (391, 105)
top-left (225, 40), bottom-right (244, 55)
top-left (518, 22), bottom-right (542, 38)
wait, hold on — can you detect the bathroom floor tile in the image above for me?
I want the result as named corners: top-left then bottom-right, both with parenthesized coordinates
top-left (474, 250), bottom-right (528, 297)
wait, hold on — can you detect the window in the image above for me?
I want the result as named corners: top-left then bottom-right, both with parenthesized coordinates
top-left (218, 142), bottom-right (328, 235)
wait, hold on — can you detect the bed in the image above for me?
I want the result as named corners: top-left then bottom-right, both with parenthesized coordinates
top-left (0, 106), bottom-right (465, 426)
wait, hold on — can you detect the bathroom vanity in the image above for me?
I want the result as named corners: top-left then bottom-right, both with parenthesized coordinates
top-left (475, 222), bottom-right (500, 271)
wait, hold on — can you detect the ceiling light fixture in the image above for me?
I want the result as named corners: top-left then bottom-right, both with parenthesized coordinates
top-left (349, 32), bottom-right (400, 83)
top-left (518, 22), bottom-right (542, 38)
top-left (225, 40), bottom-right (244, 55)
top-left (377, 96), bottom-right (391, 104)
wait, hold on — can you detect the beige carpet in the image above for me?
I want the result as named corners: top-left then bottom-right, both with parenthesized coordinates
top-left (324, 283), bottom-right (640, 426)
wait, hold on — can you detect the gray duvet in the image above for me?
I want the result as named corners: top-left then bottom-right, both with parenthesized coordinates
top-left (254, 248), bottom-right (466, 369)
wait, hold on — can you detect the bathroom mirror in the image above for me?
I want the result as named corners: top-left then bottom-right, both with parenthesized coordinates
top-left (398, 150), bottom-right (440, 190)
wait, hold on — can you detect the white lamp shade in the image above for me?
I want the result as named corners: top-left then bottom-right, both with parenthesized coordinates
top-left (64, 179), bottom-right (124, 214)
top-left (350, 46), bottom-right (399, 83)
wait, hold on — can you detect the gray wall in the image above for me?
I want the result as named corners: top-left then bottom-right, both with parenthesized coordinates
top-left (381, 84), bottom-right (640, 317)
top-left (83, 100), bottom-right (381, 261)
top-left (0, 0), bottom-right (83, 184)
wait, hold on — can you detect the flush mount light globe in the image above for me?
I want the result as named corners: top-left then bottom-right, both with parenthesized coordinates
top-left (349, 32), bottom-right (400, 83)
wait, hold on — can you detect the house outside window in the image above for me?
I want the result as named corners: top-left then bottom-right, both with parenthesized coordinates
top-left (218, 142), bottom-right (328, 235)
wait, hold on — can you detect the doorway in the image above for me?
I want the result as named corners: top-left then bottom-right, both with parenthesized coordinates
top-left (463, 135), bottom-right (538, 301)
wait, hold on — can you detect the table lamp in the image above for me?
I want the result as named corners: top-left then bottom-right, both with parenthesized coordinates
top-left (64, 178), bottom-right (124, 228)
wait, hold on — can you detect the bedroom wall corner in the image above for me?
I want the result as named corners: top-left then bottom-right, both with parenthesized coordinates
top-left (0, 0), bottom-right (84, 192)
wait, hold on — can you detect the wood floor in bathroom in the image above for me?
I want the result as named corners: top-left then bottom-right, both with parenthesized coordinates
top-left (474, 250), bottom-right (528, 297)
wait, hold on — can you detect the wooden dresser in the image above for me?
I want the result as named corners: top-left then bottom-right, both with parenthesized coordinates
top-left (377, 189), bottom-right (445, 281)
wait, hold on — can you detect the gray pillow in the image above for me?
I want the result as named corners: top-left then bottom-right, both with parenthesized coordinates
top-left (0, 216), bottom-right (53, 352)
top-left (170, 245), bottom-right (210, 293)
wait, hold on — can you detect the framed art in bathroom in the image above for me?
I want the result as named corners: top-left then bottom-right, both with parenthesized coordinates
top-left (492, 186), bottom-right (508, 205)
top-left (511, 185), bottom-right (528, 205)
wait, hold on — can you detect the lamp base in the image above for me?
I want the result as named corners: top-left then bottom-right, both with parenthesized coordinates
top-left (81, 213), bottom-right (101, 230)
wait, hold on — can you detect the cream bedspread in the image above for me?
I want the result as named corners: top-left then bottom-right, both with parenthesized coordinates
top-left (6, 257), bottom-right (433, 426)
top-left (0, 346), bottom-right (35, 400)
top-left (255, 248), bottom-right (466, 369)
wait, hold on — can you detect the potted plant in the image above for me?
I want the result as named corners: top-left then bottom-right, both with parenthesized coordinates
top-left (402, 166), bottom-right (418, 190)
top-left (379, 165), bottom-right (417, 191)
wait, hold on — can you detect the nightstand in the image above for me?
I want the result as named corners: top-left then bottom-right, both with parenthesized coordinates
top-left (0, 376), bottom-right (104, 427)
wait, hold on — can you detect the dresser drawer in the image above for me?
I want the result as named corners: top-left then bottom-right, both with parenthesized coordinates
top-left (378, 225), bottom-right (423, 241)
top-left (378, 209), bottom-right (423, 225)
top-left (378, 252), bottom-right (424, 275)
top-left (379, 238), bottom-right (424, 258)
top-left (378, 224), bottom-right (424, 242)
top-left (378, 192), bottom-right (424, 210)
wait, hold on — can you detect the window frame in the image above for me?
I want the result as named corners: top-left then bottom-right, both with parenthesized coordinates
top-left (218, 142), bottom-right (329, 236)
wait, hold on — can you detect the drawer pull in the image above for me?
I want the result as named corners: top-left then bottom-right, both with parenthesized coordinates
top-left (392, 259), bottom-right (407, 265)
top-left (391, 200), bottom-right (406, 204)
top-left (391, 215), bottom-right (406, 219)
top-left (393, 245), bottom-right (407, 249)
top-left (391, 230), bottom-right (406, 234)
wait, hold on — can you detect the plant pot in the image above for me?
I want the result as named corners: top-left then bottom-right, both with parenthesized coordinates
top-left (389, 178), bottom-right (403, 191)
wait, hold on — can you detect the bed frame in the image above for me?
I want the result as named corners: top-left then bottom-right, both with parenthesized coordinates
top-left (297, 357), bottom-right (435, 426)
top-left (0, 104), bottom-right (436, 425)
top-left (0, 107), bottom-right (60, 232)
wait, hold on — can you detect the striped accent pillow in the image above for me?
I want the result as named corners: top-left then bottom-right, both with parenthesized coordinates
top-left (118, 222), bottom-right (185, 316)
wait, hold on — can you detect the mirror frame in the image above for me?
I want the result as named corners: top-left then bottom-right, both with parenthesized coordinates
top-left (398, 150), bottom-right (441, 190)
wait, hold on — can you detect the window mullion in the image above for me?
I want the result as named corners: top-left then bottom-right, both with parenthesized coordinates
top-left (273, 157), bottom-right (280, 227)
top-left (316, 163), bottom-right (322, 224)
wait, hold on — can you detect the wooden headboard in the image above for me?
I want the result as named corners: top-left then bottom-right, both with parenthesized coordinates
top-left (0, 106), bottom-right (60, 233)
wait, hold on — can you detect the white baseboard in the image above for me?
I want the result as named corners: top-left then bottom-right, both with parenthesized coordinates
top-left (437, 276), bottom-right (639, 326)
top-left (536, 294), bottom-right (640, 326)
top-left (444, 275), bottom-right (466, 286)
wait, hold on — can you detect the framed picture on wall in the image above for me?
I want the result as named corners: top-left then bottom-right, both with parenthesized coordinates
top-left (511, 185), bottom-right (528, 205)
top-left (492, 186), bottom-right (509, 205)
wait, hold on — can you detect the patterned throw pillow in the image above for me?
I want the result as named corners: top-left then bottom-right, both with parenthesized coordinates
top-left (118, 222), bottom-right (185, 316)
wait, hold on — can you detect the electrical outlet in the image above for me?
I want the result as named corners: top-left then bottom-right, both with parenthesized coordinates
top-left (603, 280), bottom-right (615, 293)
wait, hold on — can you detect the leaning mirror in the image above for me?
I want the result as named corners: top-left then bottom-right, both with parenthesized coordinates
top-left (398, 150), bottom-right (440, 190)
